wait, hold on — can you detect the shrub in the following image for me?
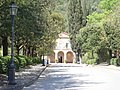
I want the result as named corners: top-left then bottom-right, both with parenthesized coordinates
top-left (15, 56), bottom-right (27, 68)
top-left (110, 58), bottom-right (117, 65)
top-left (25, 56), bottom-right (33, 65)
top-left (0, 58), bottom-right (3, 73)
top-left (0, 55), bottom-right (42, 74)
top-left (116, 58), bottom-right (120, 66)
top-left (32, 57), bottom-right (40, 64)
top-left (82, 52), bottom-right (98, 64)
top-left (0, 56), bottom-right (11, 73)
top-left (86, 59), bottom-right (96, 65)
top-left (14, 57), bottom-right (20, 71)
top-left (16, 55), bottom-right (33, 65)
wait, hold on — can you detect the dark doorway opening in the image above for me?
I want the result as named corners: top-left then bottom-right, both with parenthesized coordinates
top-left (59, 56), bottom-right (62, 63)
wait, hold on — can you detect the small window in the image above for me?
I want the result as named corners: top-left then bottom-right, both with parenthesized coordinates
top-left (66, 43), bottom-right (69, 48)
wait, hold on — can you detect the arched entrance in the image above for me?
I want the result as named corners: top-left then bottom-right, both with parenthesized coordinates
top-left (58, 51), bottom-right (64, 63)
top-left (66, 51), bottom-right (74, 63)
top-left (49, 52), bottom-right (55, 63)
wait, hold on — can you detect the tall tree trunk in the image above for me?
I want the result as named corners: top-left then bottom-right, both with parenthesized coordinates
top-left (23, 47), bottom-right (26, 56)
top-left (16, 45), bottom-right (19, 56)
top-left (32, 47), bottom-right (37, 57)
top-left (31, 47), bottom-right (34, 57)
top-left (2, 36), bottom-right (8, 56)
top-left (116, 50), bottom-right (119, 59)
top-left (108, 49), bottom-right (112, 65)
top-left (116, 50), bottom-right (119, 66)
top-left (27, 46), bottom-right (31, 56)
top-left (91, 50), bottom-right (94, 58)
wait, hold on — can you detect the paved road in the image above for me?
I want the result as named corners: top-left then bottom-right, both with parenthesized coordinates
top-left (23, 63), bottom-right (120, 90)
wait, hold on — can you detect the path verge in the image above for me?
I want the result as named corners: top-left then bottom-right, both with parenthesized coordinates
top-left (0, 64), bottom-right (47, 90)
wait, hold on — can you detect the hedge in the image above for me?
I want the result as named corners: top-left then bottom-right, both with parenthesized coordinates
top-left (110, 58), bottom-right (120, 66)
top-left (0, 55), bottom-right (42, 74)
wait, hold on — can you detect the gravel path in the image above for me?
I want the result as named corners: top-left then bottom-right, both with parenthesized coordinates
top-left (0, 64), bottom-right (46, 90)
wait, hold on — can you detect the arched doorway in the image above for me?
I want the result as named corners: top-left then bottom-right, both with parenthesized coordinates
top-left (58, 51), bottom-right (64, 63)
top-left (49, 52), bottom-right (55, 63)
top-left (66, 51), bottom-right (74, 63)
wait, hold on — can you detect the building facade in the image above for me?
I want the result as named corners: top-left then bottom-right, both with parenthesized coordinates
top-left (49, 32), bottom-right (76, 63)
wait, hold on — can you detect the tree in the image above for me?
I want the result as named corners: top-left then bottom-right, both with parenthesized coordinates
top-left (68, 0), bottom-right (83, 52)
top-left (0, 0), bottom-right (63, 57)
top-left (103, 1), bottom-right (120, 59)
top-left (76, 0), bottom-right (120, 64)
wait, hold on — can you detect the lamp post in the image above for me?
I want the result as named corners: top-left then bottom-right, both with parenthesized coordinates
top-left (8, 2), bottom-right (18, 85)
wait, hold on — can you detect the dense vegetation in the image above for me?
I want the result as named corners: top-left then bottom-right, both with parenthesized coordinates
top-left (0, 55), bottom-right (41, 74)
top-left (0, 0), bottom-right (120, 73)
top-left (76, 0), bottom-right (120, 65)
top-left (0, 0), bottom-right (65, 74)
top-left (0, 0), bottom-right (65, 57)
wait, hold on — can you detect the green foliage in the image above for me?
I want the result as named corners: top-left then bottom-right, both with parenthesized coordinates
top-left (26, 57), bottom-right (33, 65)
top-left (86, 59), bottom-right (96, 65)
top-left (87, 11), bottom-right (110, 24)
top-left (32, 57), bottom-right (40, 64)
top-left (68, 0), bottom-right (83, 51)
top-left (103, 2), bottom-right (120, 50)
top-left (0, 56), bottom-right (10, 73)
top-left (117, 58), bottom-right (120, 66)
top-left (17, 56), bottom-right (41, 66)
top-left (97, 48), bottom-right (110, 63)
top-left (98, 0), bottom-right (118, 11)
top-left (0, 0), bottom-right (63, 57)
top-left (82, 52), bottom-right (98, 64)
top-left (110, 58), bottom-right (120, 66)
top-left (15, 56), bottom-right (27, 68)
top-left (110, 58), bottom-right (117, 65)
top-left (14, 57), bottom-right (20, 70)
top-left (0, 58), bottom-right (3, 73)
top-left (0, 55), bottom-right (42, 74)
top-left (77, 0), bottom-right (120, 64)
top-left (77, 23), bottom-right (107, 52)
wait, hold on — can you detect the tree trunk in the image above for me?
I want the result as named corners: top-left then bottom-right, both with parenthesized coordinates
top-left (108, 49), bottom-right (112, 65)
top-left (27, 46), bottom-right (31, 56)
top-left (91, 50), bottom-right (94, 58)
top-left (32, 47), bottom-right (37, 57)
top-left (16, 45), bottom-right (19, 56)
top-left (116, 50), bottom-right (119, 66)
top-left (31, 47), bottom-right (34, 57)
top-left (23, 46), bottom-right (26, 56)
top-left (116, 50), bottom-right (119, 59)
top-left (2, 36), bottom-right (8, 56)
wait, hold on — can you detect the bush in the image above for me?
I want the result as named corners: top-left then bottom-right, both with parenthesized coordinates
top-left (116, 58), bottom-right (120, 66)
top-left (82, 52), bottom-right (98, 64)
top-left (16, 55), bottom-right (33, 65)
top-left (86, 59), bottom-right (96, 65)
top-left (14, 57), bottom-right (20, 71)
top-left (0, 58), bottom-right (3, 73)
top-left (0, 55), bottom-right (42, 74)
top-left (110, 58), bottom-right (117, 65)
top-left (32, 57), bottom-right (40, 64)
top-left (15, 56), bottom-right (27, 68)
top-left (25, 56), bottom-right (33, 65)
top-left (0, 56), bottom-right (11, 73)
top-left (0, 56), bottom-right (20, 72)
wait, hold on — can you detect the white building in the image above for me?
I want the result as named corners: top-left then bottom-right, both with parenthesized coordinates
top-left (49, 32), bottom-right (76, 63)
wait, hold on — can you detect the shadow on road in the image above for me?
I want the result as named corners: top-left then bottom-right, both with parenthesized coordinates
top-left (23, 64), bottom-right (104, 90)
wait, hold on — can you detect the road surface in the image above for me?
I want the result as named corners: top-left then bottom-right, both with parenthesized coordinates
top-left (23, 63), bottom-right (120, 90)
